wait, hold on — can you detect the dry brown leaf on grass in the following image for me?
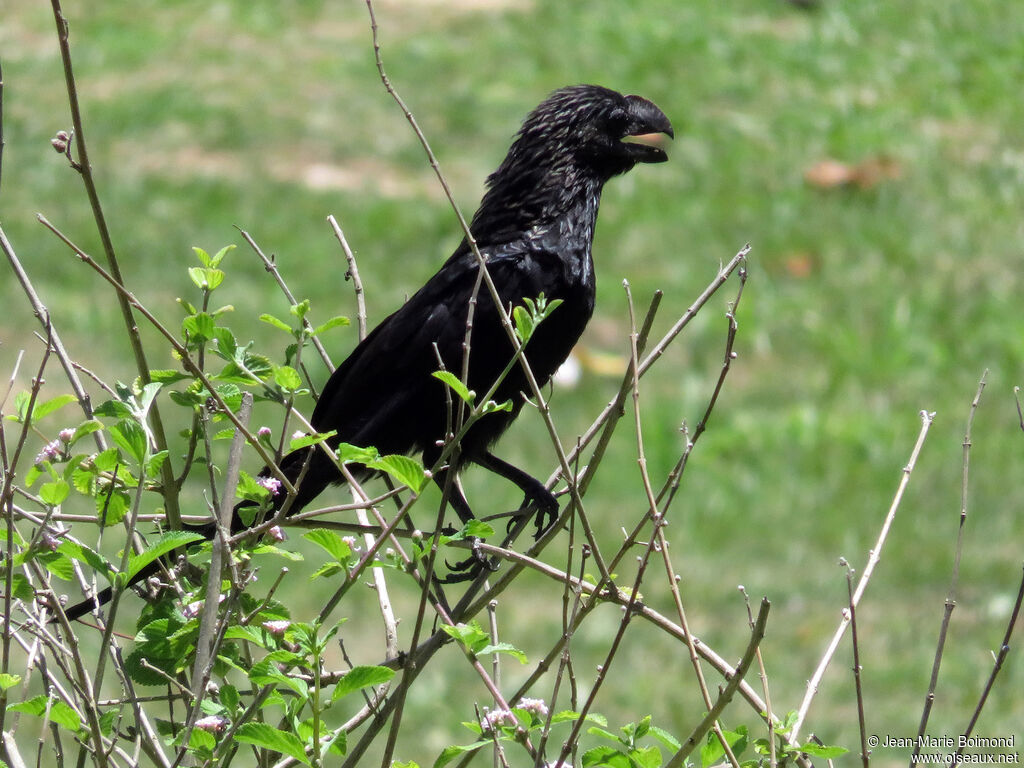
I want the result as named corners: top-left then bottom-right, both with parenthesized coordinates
top-left (804, 155), bottom-right (902, 190)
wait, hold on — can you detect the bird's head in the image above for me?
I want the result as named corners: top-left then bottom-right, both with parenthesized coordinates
top-left (471, 85), bottom-right (673, 241)
top-left (508, 84), bottom-right (674, 181)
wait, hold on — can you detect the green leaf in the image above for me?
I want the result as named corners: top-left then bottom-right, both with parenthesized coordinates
top-left (209, 244), bottom-right (235, 267)
top-left (126, 531), bottom-right (205, 581)
top-left (303, 529), bottom-right (352, 563)
top-left (648, 725), bottom-right (682, 752)
top-left (39, 480), bottom-right (70, 506)
top-left (432, 742), bottom-right (491, 768)
top-left (8, 574), bottom-right (34, 601)
top-left (701, 727), bottom-right (748, 768)
top-left (259, 313), bottom-right (293, 333)
top-left (98, 708), bottom-right (118, 737)
top-left (8, 695), bottom-right (83, 732)
top-left (137, 382), bottom-right (163, 419)
top-left (630, 746), bottom-right (663, 768)
top-left (235, 723), bottom-right (311, 765)
top-left (312, 315), bottom-right (350, 336)
top-left (0, 673), bottom-right (22, 691)
top-left (57, 541), bottom-right (113, 580)
top-left (513, 303), bottom-right (536, 342)
top-left (439, 621), bottom-right (492, 655)
top-left (182, 312), bottom-right (215, 342)
top-left (212, 326), bottom-right (238, 358)
top-left (192, 246), bottom-right (212, 267)
top-left (146, 450), bottom-right (169, 479)
top-left (288, 431), bottom-right (336, 451)
top-left (799, 743), bottom-right (848, 759)
top-left (223, 625), bottom-right (267, 646)
top-left (108, 420), bottom-right (148, 465)
top-left (481, 399), bottom-right (514, 414)
top-left (236, 470), bottom-right (271, 504)
top-left (149, 369), bottom-right (190, 384)
top-left (93, 399), bottom-right (133, 419)
top-left (443, 519), bottom-right (494, 542)
top-left (371, 455), bottom-right (427, 493)
top-left (336, 442), bottom-right (380, 464)
top-left (96, 488), bottom-right (130, 526)
top-left (581, 745), bottom-right (625, 768)
top-left (476, 642), bottom-right (528, 664)
top-left (289, 300), bottom-right (311, 320)
top-left (248, 660), bottom-right (307, 697)
top-left (93, 447), bottom-right (121, 472)
top-left (31, 393), bottom-right (79, 423)
top-left (331, 665), bottom-right (395, 701)
top-left (71, 419), bottom-right (104, 444)
top-left (273, 365), bottom-right (303, 392)
top-left (431, 370), bottom-right (474, 404)
top-left (41, 553), bottom-right (75, 581)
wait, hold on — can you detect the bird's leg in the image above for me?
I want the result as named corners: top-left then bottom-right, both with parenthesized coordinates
top-left (432, 466), bottom-right (497, 580)
top-left (477, 452), bottom-right (559, 540)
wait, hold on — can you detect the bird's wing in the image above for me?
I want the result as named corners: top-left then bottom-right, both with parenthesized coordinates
top-left (309, 243), bottom-right (552, 453)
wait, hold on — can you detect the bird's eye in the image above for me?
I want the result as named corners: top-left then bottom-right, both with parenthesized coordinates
top-left (605, 108), bottom-right (630, 136)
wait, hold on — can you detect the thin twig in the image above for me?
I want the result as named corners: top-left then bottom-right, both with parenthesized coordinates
top-left (238, 227), bottom-right (335, 373)
top-left (840, 559), bottom-right (870, 768)
top-left (666, 598), bottom-right (771, 768)
top-left (0, 225), bottom-right (106, 452)
top-left (49, 0), bottom-right (180, 526)
top-left (327, 215), bottom-right (367, 341)
top-left (740, 586), bottom-right (777, 768)
top-left (625, 280), bottom-right (741, 768)
top-left (792, 409), bottom-right (936, 742)
top-left (913, 371), bottom-right (987, 766)
top-left (949, 564), bottom-right (1024, 767)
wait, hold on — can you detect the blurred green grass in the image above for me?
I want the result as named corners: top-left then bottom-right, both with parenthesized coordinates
top-left (3, 0), bottom-right (1023, 762)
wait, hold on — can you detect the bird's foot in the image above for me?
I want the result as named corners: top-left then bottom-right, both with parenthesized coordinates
top-left (505, 488), bottom-right (560, 541)
top-left (443, 537), bottom-right (498, 583)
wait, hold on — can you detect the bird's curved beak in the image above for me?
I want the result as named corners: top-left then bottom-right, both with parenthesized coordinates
top-left (621, 95), bottom-right (674, 164)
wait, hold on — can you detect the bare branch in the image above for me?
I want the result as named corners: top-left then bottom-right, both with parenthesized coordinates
top-left (792, 409), bottom-right (936, 742)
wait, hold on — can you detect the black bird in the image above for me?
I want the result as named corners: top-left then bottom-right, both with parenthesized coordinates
top-left (60, 84), bottom-right (672, 620)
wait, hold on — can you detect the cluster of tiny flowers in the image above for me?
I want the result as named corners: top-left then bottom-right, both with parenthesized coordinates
top-left (257, 476), bottom-right (282, 496)
top-left (194, 715), bottom-right (228, 734)
top-left (35, 439), bottom-right (63, 466)
top-left (516, 698), bottom-right (549, 718)
top-left (262, 620), bottom-right (291, 636)
top-left (482, 708), bottom-right (517, 732)
top-left (342, 536), bottom-right (361, 553)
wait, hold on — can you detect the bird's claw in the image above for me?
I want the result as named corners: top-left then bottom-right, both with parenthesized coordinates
top-left (443, 537), bottom-right (498, 583)
top-left (505, 493), bottom-right (560, 541)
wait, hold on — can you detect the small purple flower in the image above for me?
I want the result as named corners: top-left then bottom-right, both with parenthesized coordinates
top-left (291, 430), bottom-right (305, 441)
top-left (194, 715), bottom-right (228, 734)
top-left (34, 439), bottom-right (63, 466)
top-left (257, 426), bottom-right (272, 439)
top-left (482, 708), bottom-right (516, 732)
top-left (267, 525), bottom-right (287, 542)
top-left (516, 697), bottom-right (549, 719)
top-left (262, 620), bottom-right (290, 636)
top-left (257, 476), bottom-right (282, 496)
top-left (58, 428), bottom-right (75, 443)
